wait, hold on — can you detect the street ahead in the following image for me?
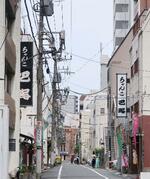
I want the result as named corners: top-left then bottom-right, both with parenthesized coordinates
top-left (41, 161), bottom-right (137, 179)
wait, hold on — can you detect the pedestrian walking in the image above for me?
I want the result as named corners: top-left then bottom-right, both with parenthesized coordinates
top-left (76, 156), bottom-right (79, 164)
top-left (70, 154), bottom-right (74, 164)
top-left (95, 156), bottom-right (100, 168)
top-left (92, 156), bottom-right (96, 168)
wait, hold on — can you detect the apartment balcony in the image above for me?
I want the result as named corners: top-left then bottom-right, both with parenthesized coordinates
top-left (114, 12), bottom-right (130, 21)
top-left (6, 0), bottom-right (18, 20)
top-left (133, 10), bottom-right (147, 37)
top-left (5, 92), bottom-right (16, 129)
top-left (115, 28), bottom-right (128, 37)
top-left (5, 32), bottom-right (16, 73)
top-left (115, 0), bottom-right (130, 4)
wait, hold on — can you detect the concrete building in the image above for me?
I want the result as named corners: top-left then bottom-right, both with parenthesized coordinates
top-left (129, 7), bottom-right (150, 172)
top-left (65, 127), bottom-right (78, 157)
top-left (107, 24), bottom-right (132, 170)
top-left (61, 95), bottom-right (78, 114)
top-left (0, 0), bottom-right (21, 178)
top-left (80, 109), bottom-right (91, 161)
top-left (100, 55), bottom-right (109, 90)
top-left (113, 0), bottom-right (132, 50)
top-left (108, 0), bottom-right (150, 173)
top-left (93, 91), bottom-right (108, 153)
top-left (79, 95), bottom-right (93, 161)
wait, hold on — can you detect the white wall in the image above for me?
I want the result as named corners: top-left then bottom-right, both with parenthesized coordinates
top-left (141, 11), bottom-right (150, 115)
top-left (94, 92), bottom-right (108, 152)
top-left (0, 106), bottom-right (9, 179)
top-left (81, 109), bottom-right (91, 160)
top-left (8, 2), bottom-right (21, 175)
top-left (0, 0), bottom-right (5, 103)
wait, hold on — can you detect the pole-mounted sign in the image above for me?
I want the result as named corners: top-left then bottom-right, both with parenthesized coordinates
top-left (36, 121), bottom-right (42, 148)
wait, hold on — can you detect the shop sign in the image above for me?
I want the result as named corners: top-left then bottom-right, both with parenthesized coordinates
top-left (20, 41), bottom-right (33, 106)
top-left (116, 73), bottom-right (127, 117)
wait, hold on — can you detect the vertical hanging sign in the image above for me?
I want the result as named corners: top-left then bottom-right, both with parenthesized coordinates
top-left (20, 41), bottom-right (33, 106)
top-left (116, 73), bottom-right (127, 118)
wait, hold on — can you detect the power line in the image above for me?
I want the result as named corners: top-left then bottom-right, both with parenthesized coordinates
top-left (42, 91), bottom-right (52, 112)
top-left (74, 52), bottom-right (100, 72)
top-left (61, 1), bottom-right (64, 29)
top-left (29, 0), bottom-right (38, 30)
top-left (45, 15), bottom-right (55, 43)
top-left (61, 110), bottom-right (107, 126)
top-left (69, 87), bottom-right (107, 96)
top-left (53, 14), bottom-right (59, 47)
top-left (24, 0), bottom-right (40, 53)
top-left (69, 82), bottom-right (91, 90)
top-left (71, 53), bottom-right (100, 63)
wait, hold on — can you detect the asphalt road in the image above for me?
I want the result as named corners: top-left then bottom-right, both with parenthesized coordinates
top-left (41, 162), bottom-right (137, 179)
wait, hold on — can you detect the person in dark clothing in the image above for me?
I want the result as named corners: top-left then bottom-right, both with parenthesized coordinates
top-left (92, 156), bottom-right (96, 168)
top-left (71, 155), bottom-right (74, 164)
top-left (76, 156), bottom-right (79, 164)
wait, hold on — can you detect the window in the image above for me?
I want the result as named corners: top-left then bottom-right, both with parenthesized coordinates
top-left (131, 101), bottom-right (139, 115)
top-left (93, 109), bottom-right (96, 117)
top-left (5, 63), bottom-right (14, 95)
top-left (9, 139), bottom-right (16, 151)
top-left (131, 58), bottom-right (139, 78)
top-left (100, 108), bottom-right (105, 115)
top-left (115, 37), bottom-right (124, 46)
top-left (133, 18), bottom-right (140, 36)
top-left (116, 4), bottom-right (128, 12)
top-left (134, 58), bottom-right (139, 74)
top-left (115, 20), bottom-right (128, 29)
top-left (131, 65), bottom-right (134, 78)
top-left (107, 68), bottom-right (110, 83)
top-left (134, 102), bottom-right (139, 114)
top-left (80, 104), bottom-right (83, 110)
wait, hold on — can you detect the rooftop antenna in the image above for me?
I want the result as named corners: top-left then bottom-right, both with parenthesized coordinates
top-left (100, 42), bottom-right (103, 58)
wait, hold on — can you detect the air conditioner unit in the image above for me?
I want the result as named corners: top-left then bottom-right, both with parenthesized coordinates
top-left (43, 0), bottom-right (54, 16)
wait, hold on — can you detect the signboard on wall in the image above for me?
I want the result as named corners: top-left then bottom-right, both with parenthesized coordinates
top-left (20, 41), bottom-right (33, 106)
top-left (116, 73), bottom-right (127, 118)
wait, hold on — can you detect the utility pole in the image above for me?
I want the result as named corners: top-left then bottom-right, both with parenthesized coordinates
top-left (51, 58), bottom-right (58, 156)
top-left (36, 0), bottom-right (43, 177)
top-left (50, 29), bottom-right (66, 162)
top-left (79, 113), bottom-right (82, 163)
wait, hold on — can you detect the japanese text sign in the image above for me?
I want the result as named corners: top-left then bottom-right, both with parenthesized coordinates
top-left (20, 42), bottom-right (33, 106)
top-left (116, 73), bottom-right (127, 117)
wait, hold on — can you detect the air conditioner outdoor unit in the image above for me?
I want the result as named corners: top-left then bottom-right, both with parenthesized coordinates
top-left (43, 0), bottom-right (54, 16)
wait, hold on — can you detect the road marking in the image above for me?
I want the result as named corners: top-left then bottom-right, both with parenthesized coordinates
top-left (82, 165), bottom-right (109, 179)
top-left (57, 165), bottom-right (63, 179)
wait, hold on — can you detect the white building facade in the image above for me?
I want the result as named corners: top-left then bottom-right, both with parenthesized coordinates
top-left (0, 0), bottom-right (21, 178)
top-left (113, 0), bottom-right (132, 50)
top-left (129, 7), bottom-right (150, 172)
top-left (61, 95), bottom-right (78, 114)
top-left (94, 91), bottom-right (108, 153)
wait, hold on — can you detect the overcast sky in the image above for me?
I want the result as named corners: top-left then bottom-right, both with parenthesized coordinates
top-left (60, 0), bottom-right (113, 93)
top-left (22, 0), bottom-right (113, 94)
